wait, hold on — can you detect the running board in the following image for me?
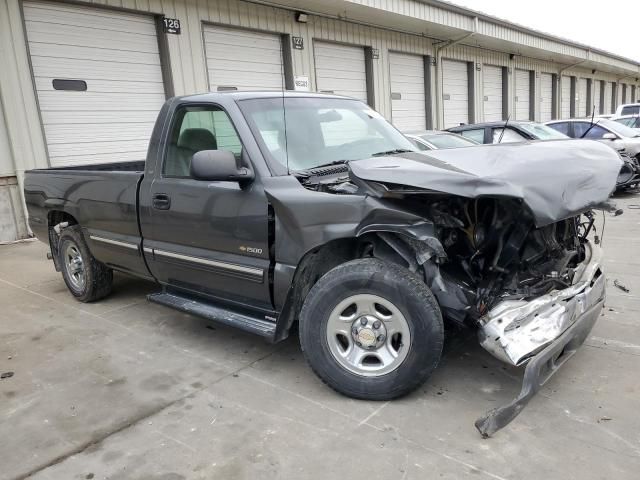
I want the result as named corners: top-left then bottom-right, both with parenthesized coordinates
top-left (148, 292), bottom-right (277, 340)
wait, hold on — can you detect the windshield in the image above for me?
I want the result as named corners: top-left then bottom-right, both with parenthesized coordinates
top-left (518, 123), bottom-right (568, 140)
top-left (420, 133), bottom-right (476, 149)
top-left (238, 97), bottom-right (416, 171)
top-left (600, 119), bottom-right (640, 138)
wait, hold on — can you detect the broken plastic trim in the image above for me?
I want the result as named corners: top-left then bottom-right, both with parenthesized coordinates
top-left (478, 243), bottom-right (604, 366)
top-left (474, 243), bottom-right (605, 437)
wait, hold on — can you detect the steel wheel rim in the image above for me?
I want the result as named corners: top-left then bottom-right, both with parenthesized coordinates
top-left (64, 243), bottom-right (85, 291)
top-left (326, 293), bottom-right (411, 377)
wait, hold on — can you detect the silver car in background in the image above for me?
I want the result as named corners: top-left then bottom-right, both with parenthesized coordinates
top-left (404, 130), bottom-right (478, 151)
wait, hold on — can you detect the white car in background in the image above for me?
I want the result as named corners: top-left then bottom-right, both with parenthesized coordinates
top-left (612, 115), bottom-right (640, 131)
top-left (404, 130), bottom-right (478, 151)
top-left (546, 118), bottom-right (640, 161)
top-left (615, 103), bottom-right (640, 117)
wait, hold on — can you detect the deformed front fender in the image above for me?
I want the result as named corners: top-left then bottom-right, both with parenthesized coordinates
top-left (262, 175), bottom-right (443, 311)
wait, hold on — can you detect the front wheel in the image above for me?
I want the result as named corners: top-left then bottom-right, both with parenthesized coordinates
top-left (299, 258), bottom-right (444, 400)
top-left (58, 225), bottom-right (113, 302)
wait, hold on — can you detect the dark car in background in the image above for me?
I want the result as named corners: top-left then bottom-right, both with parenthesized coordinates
top-left (404, 130), bottom-right (478, 150)
top-left (447, 121), bottom-right (568, 144)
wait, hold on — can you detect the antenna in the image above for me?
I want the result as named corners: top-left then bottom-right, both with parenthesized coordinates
top-left (581, 106), bottom-right (598, 138)
top-left (497, 114), bottom-right (511, 143)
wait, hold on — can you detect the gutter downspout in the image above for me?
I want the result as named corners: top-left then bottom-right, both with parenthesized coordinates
top-left (434, 17), bottom-right (478, 129)
top-left (557, 51), bottom-right (589, 118)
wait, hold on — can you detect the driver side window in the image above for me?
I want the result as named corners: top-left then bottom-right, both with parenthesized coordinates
top-left (163, 106), bottom-right (242, 177)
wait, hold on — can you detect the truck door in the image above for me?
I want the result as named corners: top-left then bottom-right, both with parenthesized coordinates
top-left (139, 104), bottom-right (273, 313)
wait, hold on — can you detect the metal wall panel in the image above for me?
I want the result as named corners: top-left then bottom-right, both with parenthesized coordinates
top-left (23, 1), bottom-right (166, 166)
top-left (577, 78), bottom-right (587, 117)
top-left (482, 65), bottom-right (502, 121)
top-left (441, 59), bottom-right (468, 128)
top-left (313, 41), bottom-right (367, 103)
top-left (203, 25), bottom-right (284, 91)
top-left (514, 69), bottom-right (530, 120)
top-left (560, 76), bottom-right (571, 119)
top-left (593, 80), bottom-right (602, 115)
top-left (388, 52), bottom-right (426, 131)
top-left (616, 83), bottom-right (623, 109)
top-left (604, 81), bottom-right (612, 114)
top-left (539, 73), bottom-right (553, 122)
top-left (0, 97), bottom-right (14, 177)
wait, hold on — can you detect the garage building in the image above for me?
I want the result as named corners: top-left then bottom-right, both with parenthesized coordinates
top-left (1, 0), bottom-right (640, 241)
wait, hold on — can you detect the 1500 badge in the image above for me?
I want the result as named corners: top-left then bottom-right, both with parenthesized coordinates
top-left (239, 245), bottom-right (263, 255)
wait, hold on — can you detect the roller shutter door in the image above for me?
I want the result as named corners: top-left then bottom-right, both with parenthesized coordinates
top-left (314, 42), bottom-right (367, 103)
top-left (23, 1), bottom-right (166, 166)
top-left (604, 82), bottom-right (612, 114)
top-left (577, 78), bottom-right (587, 117)
top-left (389, 53), bottom-right (426, 130)
top-left (515, 69), bottom-right (530, 121)
top-left (442, 59), bottom-right (468, 128)
top-left (203, 25), bottom-right (284, 91)
top-left (561, 76), bottom-right (571, 119)
top-left (594, 80), bottom-right (602, 115)
top-left (483, 65), bottom-right (503, 122)
top-left (539, 73), bottom-right (553, 122)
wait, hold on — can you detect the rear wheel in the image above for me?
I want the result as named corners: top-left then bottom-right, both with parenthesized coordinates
top-left (58, 225), bottom-right (113, 302)
top-left (299, 258), bottom-right (444, 400)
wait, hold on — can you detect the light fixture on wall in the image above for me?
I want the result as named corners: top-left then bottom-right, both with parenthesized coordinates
top-left (509, 53), bottom-right (515, 60)
top-left (295, 12), bottom-right (308, 23)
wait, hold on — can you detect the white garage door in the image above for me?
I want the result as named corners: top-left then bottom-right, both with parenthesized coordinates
top-left (483, 65), bottom-right (503, 122)
top-left (604, 82), bottom-right (612, 114)
top-left (203, 25), bottom-right (284, 91)
top-left (539, 73), bottom-right (553, 122)
top-left (577, 78), bottom-right (587, 117)
top-left (594, 80), bottom-right (602, 115)
top-left (389, 53), bottom-right (426, 131)
top-left (560, 76), bottom-right (571, 119)
top-left (314, 42), bottom-right (367, 103)
top-left (24, 1), bottom-right (166, 166)
top-left (442, 59), bottom-right (468, 128)
top-left (515, 69), bottom-right (530, 121)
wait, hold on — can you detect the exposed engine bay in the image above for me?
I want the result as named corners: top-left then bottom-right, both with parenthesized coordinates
top-left (295, 152), bottom-right (611, 370)
top-left (299, 167), bottom-right (590, 321)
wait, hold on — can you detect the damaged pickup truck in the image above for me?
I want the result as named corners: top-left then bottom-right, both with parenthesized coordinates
top-left (24, 92), bottom-right (622, 436)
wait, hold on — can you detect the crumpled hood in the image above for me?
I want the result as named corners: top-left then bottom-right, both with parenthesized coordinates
top-left (349, 139), bottom-right (621, 226)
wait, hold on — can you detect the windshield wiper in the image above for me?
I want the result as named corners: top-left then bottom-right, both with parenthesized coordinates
top-left (371, 148), bottom-right (414, 157)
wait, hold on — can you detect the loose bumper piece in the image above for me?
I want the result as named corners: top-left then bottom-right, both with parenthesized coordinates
top-left (475, 243), bottom-right (605, 436)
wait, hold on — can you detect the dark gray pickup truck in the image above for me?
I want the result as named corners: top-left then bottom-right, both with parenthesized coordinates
top-left (25, 92), bottom-right (622, 436)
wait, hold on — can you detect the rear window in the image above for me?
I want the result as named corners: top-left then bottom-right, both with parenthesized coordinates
top-left (621, 105), bottom-right (640, 116)
top-left (547, 122), bottom-right (570, 136)
top-left (459, 129), bottom-right (485, 144)
top-left (419, 133), bottom-right (476, 149)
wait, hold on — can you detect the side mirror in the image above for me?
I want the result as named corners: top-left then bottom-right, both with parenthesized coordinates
top-left (190, 150), bottom-right (254, 182)
top-left (602, 132), bottom-right (617, 140)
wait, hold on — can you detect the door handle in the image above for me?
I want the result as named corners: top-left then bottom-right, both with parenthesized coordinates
top-left (152, 193), bottom-right (171, 210)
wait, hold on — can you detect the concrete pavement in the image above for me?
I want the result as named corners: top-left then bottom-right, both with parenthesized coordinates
top-left (1, 194), bottom-right (639, 480)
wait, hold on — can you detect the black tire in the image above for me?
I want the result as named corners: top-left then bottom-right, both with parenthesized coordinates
top-left (58, 225), bottom-right (113, 302)
top-left (299, 258), bottom-right (444, 400)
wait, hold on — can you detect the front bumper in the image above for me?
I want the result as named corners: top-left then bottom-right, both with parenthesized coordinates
top-left (475, 242), bottom-right (605, 437)
top-left (478, 243), bottom-right (604, 366)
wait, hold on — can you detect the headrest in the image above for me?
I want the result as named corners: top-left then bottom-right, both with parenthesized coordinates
top-left (177, 128), bottom-right (217, 152)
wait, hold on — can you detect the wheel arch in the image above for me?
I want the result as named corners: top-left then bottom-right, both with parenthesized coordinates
top-left (273, 227), bottom-right (445, 342)
top-left (47, 210), bottom-right (80, 271)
